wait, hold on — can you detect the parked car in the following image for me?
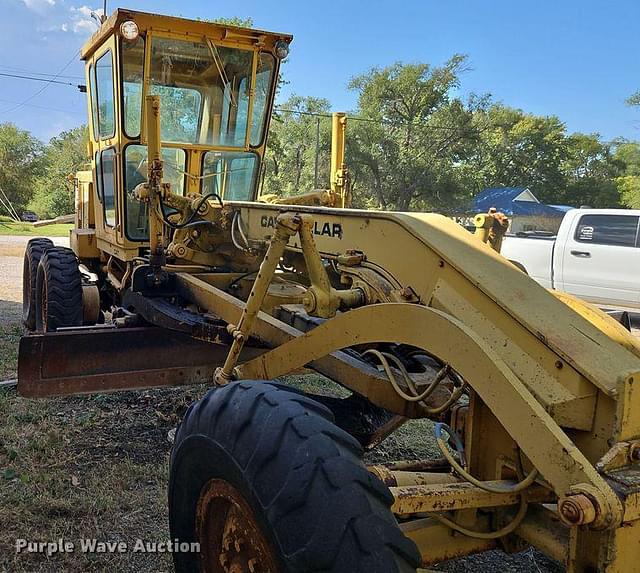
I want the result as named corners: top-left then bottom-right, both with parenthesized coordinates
top-left (501, 209), bottom-right (640, 311)
top-left (21, 211), bottom-right (38, 222)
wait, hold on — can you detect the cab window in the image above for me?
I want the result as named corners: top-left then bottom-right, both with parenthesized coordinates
top-left (123, 145), bottom-right (186, 240)
top-left (100, 148), bottom-right (117, 226)
top-left (122, 36), bottom-right (145, 139)
top-left (202, 151), bottom-right (258, 201)
top-left (94, 151), bottom-right (102, 202)
top-left (147, 36), bottom-right (275, 147)
top-left (95, 49), bottom-right (116, 139)
top-left (250, 53), bottom-right (275, 146)
top-left (88, 63), bottom-right (99, 141)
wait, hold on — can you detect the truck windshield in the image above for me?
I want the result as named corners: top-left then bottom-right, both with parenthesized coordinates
top-left (122, 35), bottom-right (275, 148)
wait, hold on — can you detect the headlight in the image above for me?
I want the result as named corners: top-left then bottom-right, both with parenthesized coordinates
top-left (120, 20), bottom-right (139, 41)
top-left (274, 40), bottom-right (290, 60)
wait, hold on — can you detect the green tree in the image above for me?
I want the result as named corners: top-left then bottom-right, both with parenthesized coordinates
top-left (614, 140), bottom-right (640, 175)
top-left (614, 141), bottom-right (640, 208)
top-left (620, 92), bottom-right (640, 208)
top-left (626, 92), bottom-right (640, 107)
top-left (467, 106), bottom-right (625, 208)
top-left (0, 123), bottom-right (44, 216)
top-left (30, 126), bottom-right (90, 218)
top-left (470, 105), bottom-right (569, 203)
top-left (262, 95), bottom-right (332, 196)
top-left (559, 133), bottom-right (621, 207)
top-left (616, 175), bottom-right (640, 208)
top-left (345, 56), bottom-right (484, 211)
top-left (209, 17), bottom-right (254, 27)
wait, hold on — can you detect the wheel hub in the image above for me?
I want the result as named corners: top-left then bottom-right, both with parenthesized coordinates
top-left (196, 479), bottom-right (278, 573)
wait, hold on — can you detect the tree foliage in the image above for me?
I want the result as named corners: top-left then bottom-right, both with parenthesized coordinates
top-left (209, 17), bottom-right (254, 28)
top-left (264, 59), bottom-right (638, 213)
top-left (471, 106), bottom-right (568, 202)
top-left (0, 123), bottom-right (89, 219)
top-left (0, 123), bottom-right (44, 216)
top-left (262, 96), bottom-right (333, 196)
top-left (29, 127), bottom-right (90, 218)
top-left (613, 141), bottom-right (640, 208)
top-left (346, 56), bottom-right (483, 211)
top-left (627, 91), bottom-right (640, 107)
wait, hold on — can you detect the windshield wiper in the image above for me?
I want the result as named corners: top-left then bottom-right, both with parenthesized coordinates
top-left (205, 37), bottom-right (238, 109)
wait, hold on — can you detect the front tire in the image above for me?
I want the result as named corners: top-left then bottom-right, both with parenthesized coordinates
top-left (22, 238), bottom-right (53, 330)
top-left (35, 247), bottom-right (83, 332)
top-left (169, 381), bottom-right (419, 573)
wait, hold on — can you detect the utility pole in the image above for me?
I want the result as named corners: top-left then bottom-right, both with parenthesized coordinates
top-left (313, 117), bottom-right (320, 189)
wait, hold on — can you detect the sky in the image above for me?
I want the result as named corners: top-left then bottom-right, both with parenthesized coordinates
top-left (0, 0), bottom-right (638, 142)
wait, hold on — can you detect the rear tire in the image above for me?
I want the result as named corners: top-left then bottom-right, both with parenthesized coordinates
top-left (169, 381), bottom-right (420, 573)
top-left (35, 247), bottom-right (83, 332)
top-left (22, 238), bottom-right (53, 330)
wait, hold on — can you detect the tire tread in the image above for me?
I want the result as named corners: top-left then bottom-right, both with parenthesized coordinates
top-left (171, 381), bottom-right (419, 573)
top-left (22, 238), bottom-right (54, 330)
top-left (36, 246), bottom-right (83, 331)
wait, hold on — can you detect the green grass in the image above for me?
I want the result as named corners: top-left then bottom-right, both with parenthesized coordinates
top-left (0, 221), bottom-right (72, 237)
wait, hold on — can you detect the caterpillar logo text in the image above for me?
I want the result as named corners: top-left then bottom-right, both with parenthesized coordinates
top-left (260, 216), bottom-right (343, 239)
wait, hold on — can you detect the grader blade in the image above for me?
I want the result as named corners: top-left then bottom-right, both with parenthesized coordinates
top-left (18, 327), bottom-right (242, 397)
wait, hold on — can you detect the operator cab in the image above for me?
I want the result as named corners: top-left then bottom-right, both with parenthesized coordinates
top-left (78, 9), bottom-right (291, 255)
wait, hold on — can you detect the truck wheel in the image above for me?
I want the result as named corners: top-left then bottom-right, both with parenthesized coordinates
top-left (22, 238), bottom-right (53, 330)
top-left (169, 381), bottom-right (420, 573)
top-left (35, 247), bottom-right (83, 332)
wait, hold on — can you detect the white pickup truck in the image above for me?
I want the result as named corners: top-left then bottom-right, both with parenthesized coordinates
top-left (501, 209), bottom-right (640, 312)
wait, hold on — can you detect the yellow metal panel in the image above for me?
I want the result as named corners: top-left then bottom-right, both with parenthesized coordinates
top-left (80, 9), bottom-right (292, 61)
top-left (432, 279), bottom-right (597, 430)
top-left (617, 374), bottom-right (640, 442)
top-left (235, 302), bottom-right (623, 524)
top-left (390, 481), bottom-right (553, 515)
top-left (401, 518), bottom-right (497, 566)
top-left (70, 229), bottom-right (100, 259)
top-left (236, 203), bottom-right (640, 399)
top-left (395, 212), bottom-right (640, 398)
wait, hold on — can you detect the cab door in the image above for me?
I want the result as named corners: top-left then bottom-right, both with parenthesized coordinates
top-left (558, 213), bottom-right (640, 308)
top-left (87, 35), bottom-right (120, 246)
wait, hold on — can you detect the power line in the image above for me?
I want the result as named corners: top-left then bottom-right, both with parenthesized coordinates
top-left (274, 106), bottom-right (473, 132)
top-left (0, 65), bottom-right (84, 81)
top-left (0, 98), bottom-right (84, 115)
top-left (0, 51), bottom-right (80, 117)
top-left (0, 71), bottom-right (77, 87)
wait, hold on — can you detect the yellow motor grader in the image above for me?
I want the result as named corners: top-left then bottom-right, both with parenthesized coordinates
top-left (18, 9), bottom-right (640, 572)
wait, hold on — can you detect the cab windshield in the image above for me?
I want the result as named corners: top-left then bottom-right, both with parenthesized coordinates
top-left (120, 35), bottom-right (275, 239)
top-left (122, 35), bottom-right (275, 147)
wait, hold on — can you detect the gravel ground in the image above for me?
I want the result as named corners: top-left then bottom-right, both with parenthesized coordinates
top-left (0, 235), bottom-right (565, 572)
top-left (0, 236), bottom-right (68, 303)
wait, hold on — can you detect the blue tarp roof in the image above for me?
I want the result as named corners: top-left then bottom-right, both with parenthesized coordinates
top-left (473, 187), bottom-right (570, 217)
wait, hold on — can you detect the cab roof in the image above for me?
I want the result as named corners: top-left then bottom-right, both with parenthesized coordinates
top-left (80, 8), bottom-right (293, 60)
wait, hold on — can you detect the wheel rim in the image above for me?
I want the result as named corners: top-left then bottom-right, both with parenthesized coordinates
top-left (40, 279), bottom-right (48, 331)
top-left (196, 479), bottom-right (279, 573)
top-left (23, 257), bottom-right (31, 316)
